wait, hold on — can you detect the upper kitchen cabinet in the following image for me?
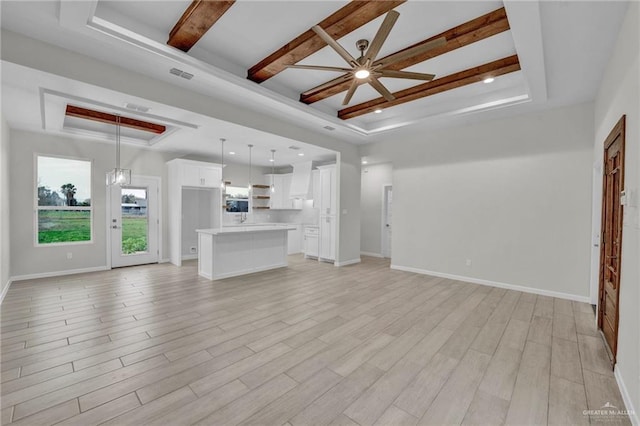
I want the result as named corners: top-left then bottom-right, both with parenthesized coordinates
top-left (317, 165), bottom-right (337, 216)
top-left (178, 159), bottom-right (221, 188)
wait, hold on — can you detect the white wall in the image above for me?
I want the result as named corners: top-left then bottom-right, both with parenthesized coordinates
top-left (181, 188), bottom-right (214, 257)
top-left (9, 129), bottom-right (174, 278)
top-left (361, 103), bottom-right (594, 300)
top-left (592, 2), bottom-right (639, 419)
top-left (0, 112), bottom-right (11, 299)
top-left (360, 163), bottom-right (393, 256)
top-left (1, 30), bottom-right (361, 265)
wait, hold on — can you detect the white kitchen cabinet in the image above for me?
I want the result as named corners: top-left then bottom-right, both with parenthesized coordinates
top-left (319, 215), bottom-right (336, 261)
top-left (317, 165), bottom-right (337, 215)
top-left (316, 164), bottom-right (337, 262)
top-left (167, 159), bottom-right (223, 266)
top-left (180, 161), bottom-right (221, 188)
top-left (311, 170), bottom-right (321, 208)
top-left (304, 226), bottom-right (319, 258)
top-left (287, 224), bottom-right (303, 255)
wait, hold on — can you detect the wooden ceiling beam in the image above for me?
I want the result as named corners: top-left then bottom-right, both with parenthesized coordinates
top-left (65, 105), bottom-right (166, 134)
top-left (337, 55), bottom-right (521, 120)
top-left (168, 0), bottom-right (236, 52)
top-left (301, 7), bottom-right (510, 104)
top-left (247, 0), bottom-right (406, 84)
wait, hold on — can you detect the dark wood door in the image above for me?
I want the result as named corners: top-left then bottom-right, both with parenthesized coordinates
top-left (598, 115), bottom-right (625, 365)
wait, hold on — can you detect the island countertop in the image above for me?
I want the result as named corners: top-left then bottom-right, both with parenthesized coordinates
top-left (196, 224), bottom-right (296, 235)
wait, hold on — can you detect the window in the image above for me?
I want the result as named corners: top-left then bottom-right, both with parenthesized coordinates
top-left (36, 155), bottom-right (92, 245)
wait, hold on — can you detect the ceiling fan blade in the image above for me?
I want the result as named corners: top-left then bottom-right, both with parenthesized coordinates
top-left (342, 79), bottom-right (360, 105)
top-left (364, 10), bottom-right (399, 63)
top-left (312, 25), bottom-right (358, 67)
top-left (286, 64), bottom-right (354, 72)
top-left (378, 70), bottom-right (435, 81)
top-left (301, 73), bottom-right (353, 96)
top-left (368, 77), bottom-right (395, 101)
top-left (374, 37), bottom-right (446, 68)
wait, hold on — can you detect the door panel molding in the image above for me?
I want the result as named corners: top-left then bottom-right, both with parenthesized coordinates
top-left (597, 115), bottom-right (625, 367)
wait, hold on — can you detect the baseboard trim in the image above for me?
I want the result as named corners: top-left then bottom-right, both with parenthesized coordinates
top-left (11, 266), bottom-right (109, 282)
top-left (614, 366), bottom-right (639, 425)
top-left (0, 279), bottom-right (12, 304)
top-left (181, 254), bottom-right (198, 261)
top-left (159, 258), bottom-right (170, 264)
top-left (360, 252), bottom-right (384, 258)
top-left (335, 258), bottom-right (361, 267)
top-left (390, 264), bottom-right (590, 303)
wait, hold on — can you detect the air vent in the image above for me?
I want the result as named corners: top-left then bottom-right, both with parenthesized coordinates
top-left (169, 68), bottom-right (194, 80)
top-left (323, 125), bottom-right (335, 131)
top-left (124, 103), bottom-right (150, 113)
top-left (288, 145), bottom-right (301, 150)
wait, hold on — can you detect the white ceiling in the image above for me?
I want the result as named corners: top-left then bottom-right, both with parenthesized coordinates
top-left (0, 0), bottom-right (630, 149)
top-left (1, 61), bottom-right (336, 167)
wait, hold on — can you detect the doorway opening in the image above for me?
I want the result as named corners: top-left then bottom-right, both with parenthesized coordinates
top-left (109, 176), bottom-right (160, 268)
top-left (598, 115), bottom-right (625, 366)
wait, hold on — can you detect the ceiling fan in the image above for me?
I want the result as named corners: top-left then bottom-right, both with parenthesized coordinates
top-left (286, 10), bottom-right (446, 106)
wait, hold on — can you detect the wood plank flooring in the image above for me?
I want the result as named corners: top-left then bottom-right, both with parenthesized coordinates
top-left (0, 256), bottom-right (631, 425)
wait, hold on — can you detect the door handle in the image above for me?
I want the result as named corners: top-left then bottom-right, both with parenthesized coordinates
top-left (112, 225), bottom-right (121, 229)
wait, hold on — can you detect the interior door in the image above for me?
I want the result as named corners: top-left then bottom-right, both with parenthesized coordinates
top-left (110, 176), bottom-right (159, 268)
top-left (598, 116), bottom-right (625, 365)
top-left (382, 186), bottom-right (393, 258)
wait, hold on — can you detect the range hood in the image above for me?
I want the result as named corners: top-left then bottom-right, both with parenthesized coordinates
top-left (289, 161), bottom-right (313, 200)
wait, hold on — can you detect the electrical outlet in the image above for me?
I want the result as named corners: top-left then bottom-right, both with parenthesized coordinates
top-left (190, 246), bottom-right (197, 254)
top-left (465, 259), bottom-right (472, 267)
top-left (66, 252), bottom-right (73, 260)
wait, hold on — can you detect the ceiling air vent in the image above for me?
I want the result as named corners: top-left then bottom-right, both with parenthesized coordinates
top-left (124, 103), bottom-right (150, 113)
top-left (169, 68), bottom-right (194, 80)
top-left (288, 145), bottom-right (301, 150)
top-left (323, 125), bottom-right (335, 131)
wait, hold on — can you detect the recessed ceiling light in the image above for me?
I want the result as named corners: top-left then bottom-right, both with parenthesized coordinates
top-left (269, 158), bottom-right (274, 162)
top-left (362, 160), bottom-right (368, 165)
top-left (229, 151), bottom-right (235, 155)
top-left (374, 108), bottom-right (383, 114)
top-left (483, 77), bottom-right (495, 84)
top-left (298, 153), bottom-right (305, 157)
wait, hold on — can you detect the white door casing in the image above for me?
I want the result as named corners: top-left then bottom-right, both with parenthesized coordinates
top-left (382, 185), bottom-right (393, 258)
top-left (109, 176), bottom-right (160, 268)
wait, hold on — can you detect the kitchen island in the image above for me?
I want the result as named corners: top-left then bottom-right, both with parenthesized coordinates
top-left (196, 225), bottom-right (296, 280)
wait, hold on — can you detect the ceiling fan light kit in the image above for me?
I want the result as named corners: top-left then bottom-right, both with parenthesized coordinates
top-left (285, 9), bottom-right (445, 110)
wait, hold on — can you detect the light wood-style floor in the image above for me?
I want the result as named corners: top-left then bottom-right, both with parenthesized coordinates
top-left (0, 256), bottom-right (630, 425)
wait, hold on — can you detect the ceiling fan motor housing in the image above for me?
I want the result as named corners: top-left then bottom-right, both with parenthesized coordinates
top-left (356, 39), bottom-right (370, 54)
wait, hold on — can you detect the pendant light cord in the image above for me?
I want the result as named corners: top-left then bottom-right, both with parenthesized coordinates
top-left (115, 115), bottom-right (121, 170)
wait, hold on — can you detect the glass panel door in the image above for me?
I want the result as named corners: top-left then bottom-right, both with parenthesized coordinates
top-left (110, 176), bottom-right (159, 268)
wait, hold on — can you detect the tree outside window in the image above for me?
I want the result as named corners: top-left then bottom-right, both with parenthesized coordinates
top-left (36, 156), bottom-right (92, 245)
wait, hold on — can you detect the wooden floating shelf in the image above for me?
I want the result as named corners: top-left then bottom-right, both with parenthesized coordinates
top-left (253, 196), bottom-right (270, 200)
top-left (253, 206), bottom-right (270, 210)
top-left (252, 184), bottom-right (271, 189)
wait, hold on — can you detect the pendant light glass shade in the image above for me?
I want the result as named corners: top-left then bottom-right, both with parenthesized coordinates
top-left (106, 115), bottom-right (131, 186)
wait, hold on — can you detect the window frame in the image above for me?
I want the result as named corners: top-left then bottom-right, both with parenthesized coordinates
top-left (34, 153), bottom-right (94, 247)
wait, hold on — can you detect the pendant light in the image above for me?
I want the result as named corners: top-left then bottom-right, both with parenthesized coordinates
top-left (106, 115), bottom-right (131, 186)
top-left (220, 138), bottom-right (226, 191)
top-left (270, 149), bottom-right (276, 193)
top-left (247, 144), bottom-right (253, 191)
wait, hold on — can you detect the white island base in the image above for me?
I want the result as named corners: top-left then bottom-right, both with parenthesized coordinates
top-left (196, 225), bottom-right (295, 280)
